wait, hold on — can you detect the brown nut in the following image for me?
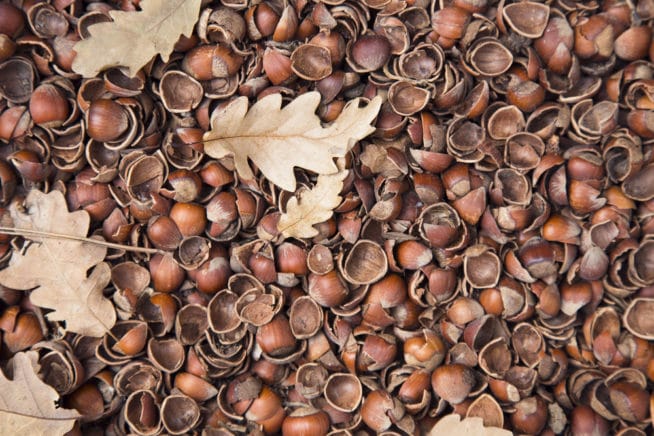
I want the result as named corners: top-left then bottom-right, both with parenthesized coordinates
top-left (111, 321), bottom-right (148, 356)
top-left (182, 44), bottom-right (244, 81)
top-left (281, 407), bottom-right (330, 436)
top-left (190, 245), bottom-right (231, 294)
top-left (398, 368), bottom-right (431, 404)
top-left (147, 215), bottom-right (183, 251)
top-left (29, 83), bottom-right (70, 128)
top-left (149, 254), bottom-right (186, 293)
top-left (248, 252), bottom-right (276, 284)
top-left (0, 3), bottom-right (25, 37)
top-left (169, 202), bottom-right (207, 237)
top-left (245, 385), bottom-right (284, 423)
top-left (507, 80), bottom-right (546, 113)
top-left (432, 6), bottom-right (470, 40)
top-left (271, 5), bottom-right (298, 43)
top-left (396, 240), bottom-right (433, 270)
top-left (360, 389), bottom-right (402, 432)
top-left (86, 99), bottom-right (129, 143)
top-left (309, 30), bottom-right (345, 65)
top-left (66, 382), bottom-right (104, 420)
top-left (0, 106), bottom-right (30, 141)
top-left (276, 242), bottom-right (308, 276)
top-left (2, 311), bottom-right (43, 353)
top-left (447, 297), bottom-right (485, 326)
top-left (174, 372), bottom-right (218, 402)
top-left (320, 100), bottom-right (345, 123)
top-left (245, 3), bottom-right (279, 40)
top-left (0, 34), bottom-right (16, 62)
top-left (534, 14), bottom-right (574, 74)
top-left (574, 15), bottom-right (614, 60)
top-left (615, 26), bottom-right (652, 61)
top-left (349, 34), bottom-right (392, 72)
top-left (431, 364), bottom-right (477, 404)
top-left (609, 381), bottom-right (650, 422)
top-left (542, 214), bottom-right (581, 244)
top-left (478, 288), bottom-right (504, 316)
top-left (366, 273), bottom-right (407, 309)
top-left (571, 405), bottom-right (610, 435)
top-left (256, 315), bottom-right (297, 357)
top-left (511, 396), bottom-right (548, 434)
top-left (307, 270), bottom-right (348, 308)
top-left (263, 48), bottom-right (293, 86)
top-left (357, 334), bottom-right (398, 372)
top-left (403, 329), bottom-right (446, 369)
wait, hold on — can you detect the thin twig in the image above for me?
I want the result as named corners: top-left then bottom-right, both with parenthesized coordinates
top-left (0, 227), bottom-right (167, 255)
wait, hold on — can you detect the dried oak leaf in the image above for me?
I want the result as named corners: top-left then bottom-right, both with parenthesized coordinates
top-left (277, 171), bottom-right (346, 239)
top-left (203, 92), bottom-right (382, 192)
top-left (0, 190), bottom-right (115, 337)
top-left (72, 0), bottom-right (202, 77)
top-left (360, 143), bottom-right (407, 178)
top-left (428, 414), bottom-right (513, 436)
top-left (0, 351), bottom-right (80, 435)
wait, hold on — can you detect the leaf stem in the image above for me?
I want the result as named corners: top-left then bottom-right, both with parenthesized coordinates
top-left (0, 227), bottom-right (167, 255)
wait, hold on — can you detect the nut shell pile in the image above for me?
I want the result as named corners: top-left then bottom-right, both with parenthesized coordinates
top-left (0, 0), bottom-right (654, 435)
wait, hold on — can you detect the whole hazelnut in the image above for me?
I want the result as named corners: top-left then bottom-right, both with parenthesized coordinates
top-left (571, 405), bottom-right (609, 435)
top-left (431, 6), bottom-right (470, 40)
top-left (149, 254), bottom-right (186, 293)
top-left (65, 383), bottom-right (104, 419)
top-left (310, 31), bottom-right (346, 65)
top-left (169, 202), bottom-right (207, 237)
top-left (281, 408), bottom-right (330, 436)
top-left (431, 363), bottom-right (477, 404)
top-left (86, 99), bottom-right (129, 142)
top-left (0, 3), bottom-right (25, 37)
top-left (511, 396), bottom-right (548, 434)
top-left (29, 84), bottom-right (70, 128)
top-left (615, 26), bottom-right (652, 61)
top-left (256, 315), bottom-right (297, 357)
top-left (350, 35), bottom-right (391, 72)
top-left (182, 44), bottom-right (243, 81)
top-left (0, 34), bottom-right (16, 62)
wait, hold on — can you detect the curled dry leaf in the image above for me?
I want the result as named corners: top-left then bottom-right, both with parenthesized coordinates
top-left (72, 0), bottom-right (202, 77)
top-left (427, 414), bottom-right (513, 436)
top-left (360, 143), bottom-right (407, 178)
top-left (203, 92), bottom-right (382, 191)
top-left (278, 171), bottom-right (347, 239)
top-left (0, 351), bottom-right (81, 435)
top-left (0, 190), bottom-right (116, 337)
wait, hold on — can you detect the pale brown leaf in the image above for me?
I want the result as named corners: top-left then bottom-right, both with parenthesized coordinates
top-left (0, 190), bottom-right (115, 336)
top-left (360, 143), bottom-right (408, 178)
top-left (0, 351), bottom-right (80, 435)
top-left (203, 92), bottom-right (382, 192)
top-left (427, 414), bottom-right (513, 436)
top-left (277, 171), bottom-right (347, 239)
top-left (360, 143), bottom-right (392, 174)
top-left (72, 0), bottom-right (202, 77)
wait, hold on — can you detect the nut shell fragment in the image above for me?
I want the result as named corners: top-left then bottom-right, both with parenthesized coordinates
top-left (291, 44), bottom-right (333, 80)
top-left (324, 372), bottom-right (363, 412)
top-left (623, 298), bottom-right (654, 340)
top-left (341, 239), bottom-right (388, 285)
